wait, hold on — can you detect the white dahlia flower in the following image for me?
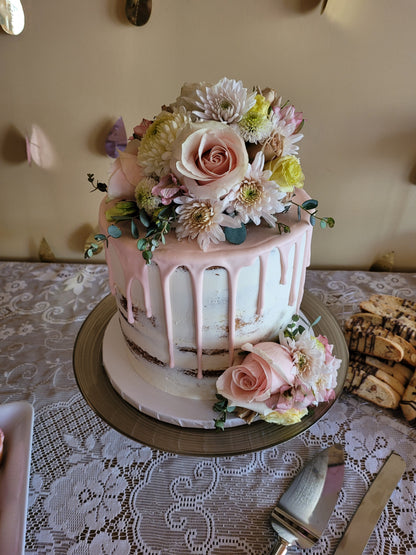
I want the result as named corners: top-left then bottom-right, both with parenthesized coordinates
top-left (137, 107), bottom-right (191, 177)
top-left (193, 77), bottom-right (256, 124)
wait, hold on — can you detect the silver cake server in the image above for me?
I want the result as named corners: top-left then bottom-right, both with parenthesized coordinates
top-left (269, 444), bottom-right (344, 555)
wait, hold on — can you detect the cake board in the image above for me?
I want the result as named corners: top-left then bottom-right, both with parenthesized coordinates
top-left (73, 291), bottom-right (348, 456)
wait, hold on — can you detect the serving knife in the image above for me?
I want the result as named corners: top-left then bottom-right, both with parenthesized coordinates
top-left (269, 444), bottom-right (344, 555)
top-left (334, 452), bottom-right (406, 554)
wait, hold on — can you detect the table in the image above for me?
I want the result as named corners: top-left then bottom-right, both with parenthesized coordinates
top-left (1, 262), bottom-right (415, 554)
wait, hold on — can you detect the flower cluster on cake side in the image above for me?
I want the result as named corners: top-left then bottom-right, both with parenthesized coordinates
top-left (213, 316), bottom-right (341, 429)
top-left (85, 77), bottom-right (333, 262)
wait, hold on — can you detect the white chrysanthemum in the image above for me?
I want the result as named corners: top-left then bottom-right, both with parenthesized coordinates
top-left (227, 152), bottom-right (286, 226)
top-left (193, 77), bottom-right (256, 124)
top-left (135, 177), bottom-right (160, 214)
top-left (280, 331), bottom-right (335, 403)
top-left (137, 108), bottom-right (191, 177)
top-left (270, 113), bottom-right (304, 157)
top-left (175, 197), bottom-right (239, 251)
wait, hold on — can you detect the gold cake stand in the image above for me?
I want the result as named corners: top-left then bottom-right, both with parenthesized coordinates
top-left (73, 291), bottom-right (348, 456)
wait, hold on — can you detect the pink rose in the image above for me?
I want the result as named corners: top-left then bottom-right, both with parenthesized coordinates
top-left (170, 122), bottom-right (248, 201)
top-left (216, 342), bottom-right (295, 410)
top-left (107, 139), bottom-right (144, 199)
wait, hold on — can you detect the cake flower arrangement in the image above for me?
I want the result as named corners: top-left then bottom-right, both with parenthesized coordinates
top-left (213, 316), bottom-right (341, 429)
top-left (86, 76), bottom-right (334, 262)
top-left (86, 77), bottom-right (339, 429)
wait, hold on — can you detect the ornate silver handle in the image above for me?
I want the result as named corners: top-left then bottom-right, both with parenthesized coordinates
top-left (269, 536), bottom-right (290, 555)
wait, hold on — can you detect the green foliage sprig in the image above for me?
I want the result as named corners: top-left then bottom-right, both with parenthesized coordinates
top-left (84, 174), bottom-right (178, 264)
top-left (292, 198), bottom-right (335, 229)
top-left (136, 205), bottom-right (176, 264)
top-left (213, 394), bottom-right (235, 430)
top-left (84, 224), bottom-right (125, 259)
top-left (284, 313), bottom-right (321, 340)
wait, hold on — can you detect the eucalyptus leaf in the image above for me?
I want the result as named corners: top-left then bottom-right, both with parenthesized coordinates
top-left (224, 223), bottom-right (247, 245)
top-left (302, 199), bottom-right (318, 210)
top-left (94, 233), bottom-right (106, 242)
top-left (145, 227), bottom-right (156, 238)
top-left (139, 209), bottom-right (151, 227)
top-left (158, 205), bottom-right (172, 218)
top-left (108, 224), bottom-right (122, 238)
top-left (131, 219), bottom-right (139, 239)
top-left (311, 315), bottom-right (322, 327)
top-left (137, 238), bottom-right (147, 251)
top-left (309, 215), bottom-right (316, 226)
top-left (143, 250), bottom-right (153, 263)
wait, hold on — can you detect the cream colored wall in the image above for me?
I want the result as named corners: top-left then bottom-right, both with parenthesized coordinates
top-left (1, 0), bottom-right (415, 270)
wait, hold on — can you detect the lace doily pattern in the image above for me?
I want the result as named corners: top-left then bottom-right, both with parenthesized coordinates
top-left (1, 262), bottom-right (415, 554)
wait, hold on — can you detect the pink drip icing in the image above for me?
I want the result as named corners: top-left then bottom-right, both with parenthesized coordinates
top-left (278, 244), bottom-right (291, 285)
top-left (126, 277), bottom-right (134, 324)
top-left (189, 268), bottom-right (204, 379)
top-left (288, 242), bottom-right (300, 307)
top-left (99, 188), bottom-right (313, 379)
top-left (156, 262), bottom-right (175, 368)
top-left (225, 265), bottom-right (240, 367)
top-left (295, 227), bottom-right (313, 313)
top-left (257, 253), bottom-right (269, 315)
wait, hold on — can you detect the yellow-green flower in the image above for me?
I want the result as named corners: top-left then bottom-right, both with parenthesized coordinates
top-left (135, 177), bottom-right (160, 215)
top-left (265, 155), bottom-right (305, 193)
top-left (105, 201), bottom-right (137, 222)
top-left (251, 94), bottom-right (270, 117)
top-left (237, 94), bottom-right (272, 143)
top-left (262, 407), bottom-right (308, 425)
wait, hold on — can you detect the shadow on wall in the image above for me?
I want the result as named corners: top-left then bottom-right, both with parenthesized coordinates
top-left (87, 118), bottom-right (119, 157)
top-left (282, 0), bottom-right (322, 14)
top-left (1, 125), bottom-right (27, 164)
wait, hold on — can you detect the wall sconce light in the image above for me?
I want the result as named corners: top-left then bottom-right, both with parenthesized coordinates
top-left (0, 0), bottom-right (25, 35)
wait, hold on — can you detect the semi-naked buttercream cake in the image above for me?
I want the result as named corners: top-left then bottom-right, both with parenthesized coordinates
top-left (87, 77), bottom-right (339, 428)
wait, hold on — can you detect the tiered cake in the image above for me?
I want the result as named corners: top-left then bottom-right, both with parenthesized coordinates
top-left (88, 77), bottom-right (339, 428)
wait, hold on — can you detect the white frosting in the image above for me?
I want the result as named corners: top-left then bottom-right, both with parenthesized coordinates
top-left (100, 188), bottom-right (313, 399)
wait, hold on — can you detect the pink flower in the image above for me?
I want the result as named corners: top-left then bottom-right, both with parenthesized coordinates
top-left (317, 334), bottom-right (336, 365)
top-left (107, 140), bottom-right (144, 199)
top-left (216, 342), bottom-right (295, 411)
top-left (151, 174), bottom-right (187, 205)
top-left (272, 104), bottom-right (303, 131)
top-left (132, 119), bottom-right (152, 139)
top-left (170, 122), bottom-right (248, 201)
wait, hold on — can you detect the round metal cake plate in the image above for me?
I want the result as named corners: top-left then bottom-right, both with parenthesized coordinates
top-left (73, 291), bottom-right (348, 457)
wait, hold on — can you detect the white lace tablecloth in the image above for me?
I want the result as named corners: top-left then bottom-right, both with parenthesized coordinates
top-left (1, 262), bottom-right (415, 555)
